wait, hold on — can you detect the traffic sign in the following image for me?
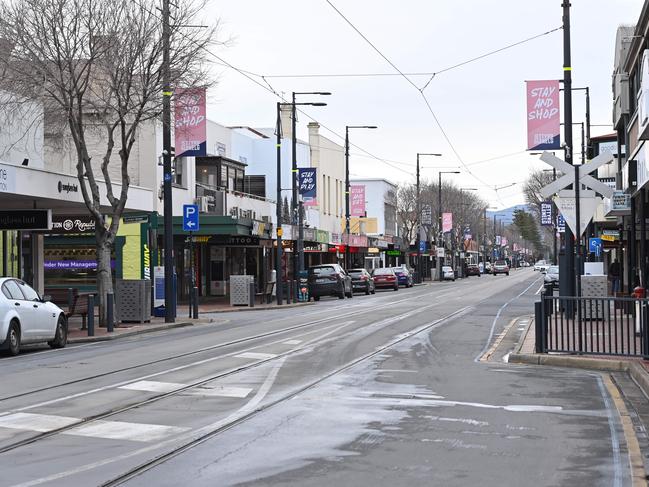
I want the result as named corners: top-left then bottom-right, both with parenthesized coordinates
top-left (554, 190), bottom-right (601, 237)
top-left (588, 238), bottom-right (602, 257)
top-left (539, 151), bottom-right (615, 199)
top-left (183, 204), bottom-right (200, 232)
top-left (419, 240), bottom-right (426, 252)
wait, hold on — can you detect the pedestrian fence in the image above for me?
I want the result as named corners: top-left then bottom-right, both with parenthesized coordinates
top-left (535, 294), bottom-right (649, 358)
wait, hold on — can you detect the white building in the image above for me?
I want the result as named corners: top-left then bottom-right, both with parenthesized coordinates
top-left (349, 178), bottom-right (398, 237)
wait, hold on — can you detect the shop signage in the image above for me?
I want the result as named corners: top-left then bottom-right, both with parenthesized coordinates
top-left (350, 185), bottom-right (365, 217)
top-left (0, 209), bottom-right (52, 230)
top-left (49, 215), bottom-right (95, 234)
top-left (330, 232), bottom-right (341, 245)
top-left (252, 221), bottom-right (271, 237)
top-left (368, 247), bottom-right (380, 254)
top-left (316, 229), bottom-right (329, 243)
top-left (0, 164), bottom-right (16, 193)
top-left (386, 250), bottom-right (401, 256)
top-left (526, 79), bottom-right (560, 150)
top-left (281, 224), bottom-right (294, 241)
top-left (304, 244), bottom-right (327, 253)
top-left (175, 87), bottom-right (207, 157)
top-left (298, 168), bottom-right (317, 206)
top-left (540, 201), bottom-right (553, 226)
top-left (376, 239), bottom-right (388, 249)
top-left (342, 234), bottom-right (368, 247)
top-left (303, 228), bottom-right (316, 242)
top-left (611, 190), bottom-right (631, 212)
top-left (442, 212), bottom-right (452, 233)
top-left (213, 235), bottom-right (260, 246)
top-left (124, 214), bottom-right (149, 224)
top-left (57, 180), bottom-right (78, 193)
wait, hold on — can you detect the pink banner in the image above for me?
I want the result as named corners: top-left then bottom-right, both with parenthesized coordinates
top-left (350, 185), bottom-right (366, 217)
top-left (175, 87), bottom-right (207, 157)
top-left (442, 212), bottom-right (452, 233)
top-left (526, 80), bottom-right (560, 151)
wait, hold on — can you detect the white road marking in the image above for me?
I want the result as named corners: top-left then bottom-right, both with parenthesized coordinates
top-left (0, 412), bottom-right (78, 432)
top-left (119, 380), bottom-right (184, 393)
top-left (64, 420), bottom-right (188, 443)
top-left (0, 412), bottom-right (187, 443)
top-left (282, 339), bottom-right (302, 345)
top-left (191, 386), bottom-right (252, 398)
top-left (235, 352), bottom-right (278, 360)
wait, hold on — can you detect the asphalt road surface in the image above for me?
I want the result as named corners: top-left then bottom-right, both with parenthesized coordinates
top-left (0, 268), bottom-right (639, 486)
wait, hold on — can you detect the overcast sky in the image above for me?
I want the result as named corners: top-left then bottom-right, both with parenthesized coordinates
top-left (204, 0), bottom-right (641, 209)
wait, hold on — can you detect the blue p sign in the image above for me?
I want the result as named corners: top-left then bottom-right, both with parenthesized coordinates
top-left (183, 204), bottom-right (200, 232)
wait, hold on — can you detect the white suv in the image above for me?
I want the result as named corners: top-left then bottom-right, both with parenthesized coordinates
top-left (534, 260), bottom-right (549, 272)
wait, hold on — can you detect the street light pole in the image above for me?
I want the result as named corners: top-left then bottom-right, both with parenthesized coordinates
top-left (275, 102), bottom-right (283, 305)
top-left (290, 92), bottom-right (331, 279)
top-left (345, 125), bottom-right (377, 270)
top-left (415, 153), bottom-right (442, 283)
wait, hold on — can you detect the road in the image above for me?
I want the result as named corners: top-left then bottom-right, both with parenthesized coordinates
top-left (0, 268), bottom-right (639, 486)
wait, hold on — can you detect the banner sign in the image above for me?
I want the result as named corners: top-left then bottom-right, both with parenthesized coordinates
top-left (557, 214), bottom-right (566, 233)
top-left (421, 204), bottom-right (432, 225)
top-left (175, 87), bottom-right (207, 157)
top-left (350, 184), bottom-right (366, 217)
top-left (526, 80), bottom-right (560, 150)
top-left (501, 237), bottom-right (508, 246)
top-left (495, 235), bottom-right (501, 245)
top-left (298, 168), bottom-right (317, 206)
top-left (442, 212), bottom-right (453, 233)
top-left (540, 201), bottom-right (553, 226)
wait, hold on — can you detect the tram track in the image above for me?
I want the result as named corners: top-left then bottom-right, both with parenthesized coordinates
top-left (0, 284), bottom-right (446, 404)
top-left (101, 305), bottom-right (474, 487)
top-left (0, 288), bottom-right (458, 456)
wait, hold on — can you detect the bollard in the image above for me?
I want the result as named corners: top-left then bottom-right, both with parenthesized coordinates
top-left (106, 293), bottom-right (114, 333)
top-left (534, 301), bottom-right (544, 353)
top-left (192, 287), bottom-right (199, 318)
top-left (249, 281), bottom-right (255, 307)
top-left (87, 294), bottom-right (95, 337)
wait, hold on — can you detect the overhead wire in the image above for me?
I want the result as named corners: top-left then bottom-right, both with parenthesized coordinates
top-left (322, 0), bottom-right (561, 200)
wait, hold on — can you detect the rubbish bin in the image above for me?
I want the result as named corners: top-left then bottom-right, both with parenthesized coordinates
top-left (230, 275), bottom-right (254, 306)
top-left (116, 279), bottom-right (151, 323)
top-left (297, 271), bottom-right (309, 302)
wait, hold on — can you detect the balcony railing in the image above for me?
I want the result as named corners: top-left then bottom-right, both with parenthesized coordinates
top-left (195, 183), bottom-right (275, 222)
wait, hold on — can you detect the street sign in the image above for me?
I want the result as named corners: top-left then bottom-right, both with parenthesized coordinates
top-left (539, 151), bottom-right (615, 199)
top-left (182, 204), bottom-right (199, 232)
top-left (419, 240), bottom-right (426, 252)
top-left (557, 214), bottom-right (565, 233)
top-left (588, 237), bottom-right (602, 257)
top-left (421, 205), bottom-right (432, 225)
top-left (554, 190), bottom-right (601, 237)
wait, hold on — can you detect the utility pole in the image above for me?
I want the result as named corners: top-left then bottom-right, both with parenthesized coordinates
top-left (162, 0), bottom-right (175, 323)
top-left (562, 0), bottom-right (577, 299)
top-left (275, 103), bottom-right (283, 305)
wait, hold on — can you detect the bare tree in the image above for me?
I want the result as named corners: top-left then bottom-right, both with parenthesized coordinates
top-left (397, 183), bottom-right (417, 245)
top-left (0, 0), bottom-right (218, 321)
top-left (523, 169), bottom-right (556, 218)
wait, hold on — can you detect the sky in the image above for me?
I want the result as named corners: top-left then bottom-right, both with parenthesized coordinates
top-left (203, 0), bottom-right (642, 209)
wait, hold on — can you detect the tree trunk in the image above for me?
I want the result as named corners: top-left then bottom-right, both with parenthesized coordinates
top-left (96, 232), bottom-right (114, 327)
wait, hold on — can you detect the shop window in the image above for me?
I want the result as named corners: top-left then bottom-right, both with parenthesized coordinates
top-left (172, 157), bottom-right (184, 187)
top-left (44, 244), bottom-right (115, 288)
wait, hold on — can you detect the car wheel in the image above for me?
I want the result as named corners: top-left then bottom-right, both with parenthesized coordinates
top-left (6, 321), bottom-right (20, 356)
top-left (313, 296), bottom-right (320, 301)
top-left (506, 272), bottom-right (509, 276)
top-left (48, 315), bottom-right (67, 349)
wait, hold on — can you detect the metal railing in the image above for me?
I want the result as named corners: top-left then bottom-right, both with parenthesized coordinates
top-left (535, 294), bottom-right (649, 358)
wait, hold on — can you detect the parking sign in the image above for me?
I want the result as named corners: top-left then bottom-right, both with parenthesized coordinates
top-left (183, 204), bottom-right (200, 232)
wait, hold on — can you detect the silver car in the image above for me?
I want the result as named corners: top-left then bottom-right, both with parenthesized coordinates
top-left (544, 265), bottom-right (559, 284)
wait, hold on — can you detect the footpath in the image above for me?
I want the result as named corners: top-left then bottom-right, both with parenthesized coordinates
top-left (67, 299), bottom-right (312, 344)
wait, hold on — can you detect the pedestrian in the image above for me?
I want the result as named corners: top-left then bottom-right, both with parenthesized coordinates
top-left (608, 258), bottom-right (621, 294)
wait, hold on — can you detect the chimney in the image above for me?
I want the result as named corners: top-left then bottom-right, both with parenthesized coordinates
top-left (280, 104), bottom-right (293, 140)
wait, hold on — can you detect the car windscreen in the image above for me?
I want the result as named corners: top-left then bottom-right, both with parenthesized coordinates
top-left (547, 266), bottom-right (559, 273)
top-left (373, 268), bottom-right (392, 275)
top-left (309, 267), bottom-right (336, 276)
top-left (348, 270), bottom-right (364, 277)
top-left (495, 261), bottom-right (507, 265)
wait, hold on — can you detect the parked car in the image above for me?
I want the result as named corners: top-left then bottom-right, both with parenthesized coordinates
top-left (442, 266), bottom-right (455, 281)
top-left (492, 260), bottom-right (510, 276)
top-left (534, 260), bottom-right (549, 272)
top-left (371, 268), bottom-right (399, 291)
top-left (308, 264), bottom-right (352, 301)
top-left (466, 264), bottom-right (481, 277)
top-left (392, 267), bottom-right (414, 288)
top-left (349, 268), bottom-right (376, 295)
top-left (544, 265), bottom-right (559, 284)
top-left (0, 278), bottom-right (67, 355)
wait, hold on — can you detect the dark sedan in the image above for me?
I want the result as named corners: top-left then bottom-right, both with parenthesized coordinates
top-left (466, 264), bottom-right (481, 277)
top-left (372, 268), bottom-right (399, 291)
top-left (392, 267), bottom-right (413, 288)
top-left (308, 264), bottom-right (353, 301)
top-left (349, 268), bottom-right (376, 295)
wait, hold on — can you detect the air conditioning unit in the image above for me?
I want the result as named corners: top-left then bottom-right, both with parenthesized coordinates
top-left (195, 196), bottom-right (209, 213)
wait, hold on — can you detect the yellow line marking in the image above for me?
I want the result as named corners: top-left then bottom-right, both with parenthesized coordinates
top-left (479, 317), bottom-right (518, 362)
top-left (602, 374), bottom-right (647, 487)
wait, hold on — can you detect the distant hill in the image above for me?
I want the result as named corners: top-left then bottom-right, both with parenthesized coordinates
top-left (486, 205), bottom-right (533, 225)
